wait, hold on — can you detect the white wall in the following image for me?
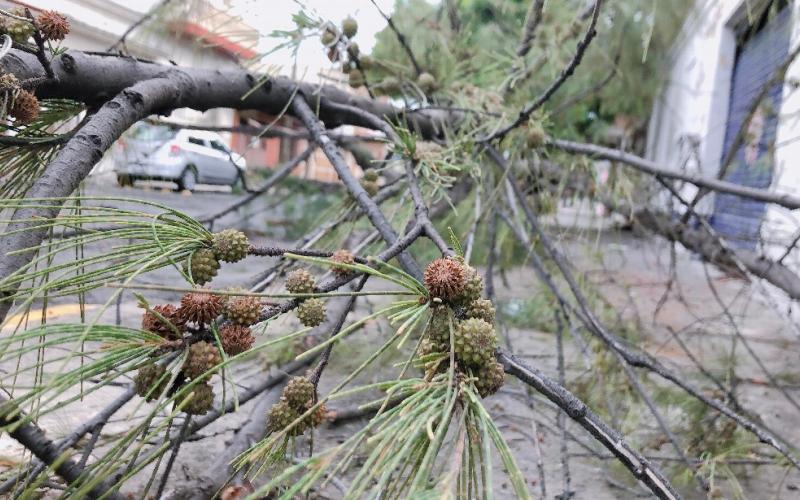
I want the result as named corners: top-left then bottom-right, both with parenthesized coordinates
top-left (647, 0), bottom-right (800, 265)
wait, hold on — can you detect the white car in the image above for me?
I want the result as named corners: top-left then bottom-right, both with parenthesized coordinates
top-left (114, 124), bottom-right (246, 191)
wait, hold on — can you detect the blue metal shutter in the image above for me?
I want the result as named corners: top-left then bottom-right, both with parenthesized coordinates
top-left (711, 5), bottom-right (791, 249)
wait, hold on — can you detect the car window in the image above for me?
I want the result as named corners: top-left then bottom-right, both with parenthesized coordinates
top-left (129, 124), bottom-right (177, 142)
top-left (209, 140), bottom-right (229, 153)
top-left (187, 137), bottom-right (206, 147)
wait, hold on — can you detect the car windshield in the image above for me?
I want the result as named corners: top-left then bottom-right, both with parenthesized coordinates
top-left (128, 124), bottom-right (178, 142)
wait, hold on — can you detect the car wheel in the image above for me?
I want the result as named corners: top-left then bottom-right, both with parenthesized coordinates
top-left (178, 168), bottom-right (197, 191)
top-left (116, 174), bottom-right (133, 187)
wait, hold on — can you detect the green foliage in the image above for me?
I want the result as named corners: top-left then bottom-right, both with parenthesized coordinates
top-left (369, 0), bottom-right (691, 141)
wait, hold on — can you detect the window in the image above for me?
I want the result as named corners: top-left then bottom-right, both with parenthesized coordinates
top-left (187, 137), bottom-right (206, 147)
top-left (209, 140), bottom-right (229, 153)
top-left (129, 124), bottom-right (177, 142)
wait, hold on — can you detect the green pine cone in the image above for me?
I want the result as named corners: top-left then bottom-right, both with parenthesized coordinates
top-left (474, 361), bottom-right (505, 398)
top-left (296, 298), bottom-right (326, 327)
top-left (453, 318), bottom-right (497, 367)
top-left (134, 363), bottom-right (168, 402)
top-left (286, 269), bottom-right (316, 294)
top-left (466, 299), bottom-right (495, 324)
top-left (211, 229), bottom-right (249, 263)
top-left (183, 383), bottom-right (215, 415)
top-left (267, 401), bottom-right (305, 436)
top-left (282, 376), bottom-right (315, 409)
top-left (185, 248), bottom-right (220, 285)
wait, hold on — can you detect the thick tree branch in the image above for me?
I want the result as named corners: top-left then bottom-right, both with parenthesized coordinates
top-left (623, 204), bottom-right (800, 300)
top-left (0, 73), bottom-right (198, 323)
top-left (0, 396), bottom-right (125, 500)
top-left (1, 48), bottom-right (447, 139)
top-left (550, 138), bottom-right (800, 210)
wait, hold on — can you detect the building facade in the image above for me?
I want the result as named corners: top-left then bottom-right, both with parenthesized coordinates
top-left (646, 0), bottom-right (800, 262)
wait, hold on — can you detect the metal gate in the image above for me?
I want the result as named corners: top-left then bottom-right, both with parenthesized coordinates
top-left (711, 3), bottom-right (791, 249)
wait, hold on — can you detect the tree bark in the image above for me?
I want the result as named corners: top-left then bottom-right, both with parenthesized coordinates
top-left (0, 73), bottom-right (196, 322)
top-left (1, 49), bottom-right (450, 139)
top-left (0, 396), bottom-right (125, 500)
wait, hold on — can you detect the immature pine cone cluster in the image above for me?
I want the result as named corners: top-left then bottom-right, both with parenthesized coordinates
top-left (10, 90), bottom-right (39, 124)
top-left (424, 257), bottom-right (466, 301)
top-left (453, 318), bottom-right (497, 366)
top-left (2, 9), bottom-right (34, 43)
top-left (419, 256), bottom-right (504, 397)
top-left (134, 363), bottom-right (168, 401)
top-left (285, 269), bottom-right (315, 294)
top-left (178, 290), bottom-right (223, 325)
top-left (223, 292), bottom-right (261, 326)
top-left (0, 73), bottom-right (19, 92)
top-left (267, 376), bottom-right (327, 435)
top-left (211, 229), bottom-right (249, 263)
top-left (183, 383), bottom-right (214, 415)
top-left (185, 248), bottom-right (220, 285)
top-left (37, 10), bottom-right (70, 41)
top-left (466, 299), bottom-right (496, 324)
top-left (183, 340), bottom-right (222, 380)
top-left (296, 298), bottom-right (326, 327)
top-left (141, 304), bottom-right (185, 340)
top-left (330, 249), bottom-right (355, 277)
top-left (219, 324), bottom-right (254, 356)
top-left (286, 269), bottom-right (326, 327)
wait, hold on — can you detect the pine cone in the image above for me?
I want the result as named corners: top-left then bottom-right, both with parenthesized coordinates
top-left (285, 269), bottom-right (315, 294)
top-left (349, 68), bottom-right (364, 88)
top-left (10, 90), bottom-right (39, 124)
top-left (183, 340), bottom-right (221, 380)
top-left (211, 229), bottom-right (249, 263)
top-left (296, 298), bottom-right (326, 327)
top-left (134, 363), bottom-right (168, 401)
top-left (526, 122), bottom-right (547, 149)
top-left (417, 72), bottom-right (437, 93)
top-left (5, 10), bottom-right (34, 43)
top-left (456, 266), bottom-right (483, 304)
top-left (360, 179), bottom-right (379, 196)
top-left (37, 10), bottom-right (69, 41)
top-left (424, 258), bottom-right (466, 301)
top-left (362, 169), bottom-right (379, 182)
top-left (466, 299), bottom-right (495, 324)
top-left (347, 42), bottom-right (359, 58)
top-left (359, 55), bottom-right (374, 70)
top-left (342, 16), bottom-right (358, 38)
top-left (141, 304), bottom-right (185, 340)
top-left (219, 324), bottom-right (254, 356)
top-left (282, 376), bottom-right (315, 408)
top-left (223, 293), bottom-right (261, 326)
top-left (321, 28), bottom-right (338, 46)
top-left (453, 318), bottom-right (497, 367)
top-left (474, 361), bottom-right (505, 398)
top-left (178, 290), bottom-right (223, 325)
top-left (183, 383), bottom-right (214, 415)
top-left (306, 403), bottom-right (328, 428)
top-left (0, 73), bottom-right (20, 92)
top-left (184, 248), bottom-right (220, 286)
top-left (425, 307), bottom-right (452, 346)
top-left (330, 249), bottom-right (355, 277)
top-left (267, 401), bottom-right (304, 436)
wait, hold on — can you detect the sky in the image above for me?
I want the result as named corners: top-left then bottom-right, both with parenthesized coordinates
top-left (221, 0), bottom-right (396, 78)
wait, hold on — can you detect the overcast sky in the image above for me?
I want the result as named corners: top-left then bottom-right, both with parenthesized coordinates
top-left (224, 0), bottom-right (396, 78)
